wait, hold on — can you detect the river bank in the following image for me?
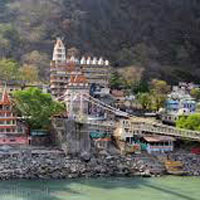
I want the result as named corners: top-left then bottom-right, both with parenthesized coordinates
top-left (0, 148), bottom-right (199, 180)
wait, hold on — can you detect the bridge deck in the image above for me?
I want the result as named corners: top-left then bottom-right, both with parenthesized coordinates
top-left (121, 119), bottom-right (200, 141)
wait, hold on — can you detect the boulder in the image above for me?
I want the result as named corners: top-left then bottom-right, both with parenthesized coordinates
top-left (80, 152), bottom-right (91, 162)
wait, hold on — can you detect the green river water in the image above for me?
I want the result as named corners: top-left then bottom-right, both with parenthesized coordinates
top-left (0, 176), bottom-right (199, 200)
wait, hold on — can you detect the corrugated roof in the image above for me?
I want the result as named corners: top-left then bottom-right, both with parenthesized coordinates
top-left (143, 136), bottom-right (176, 142)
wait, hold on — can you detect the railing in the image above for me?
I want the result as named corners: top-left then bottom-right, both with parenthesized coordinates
top-left (50, 79), bottom-right (68, 83)
top-left (78, 118), bottom-right (116, 128)
top-left (121, 120), bottom-right (200, 141)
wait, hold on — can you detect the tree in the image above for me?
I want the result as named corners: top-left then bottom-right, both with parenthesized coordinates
top-left (196, 103), bottom-right (200, 112)
top-left (13, 88), bottom-right (65, 130)
top-left (109, 71), bottom-right (126, 89)
top-left (0, 59), bottom-right (20, 81)
top-left (191, 88), bottom-right (200, 101)
top-left (151, 94), bottom-right (167, 111)
top-left (22, 51), bottom-right (49, 81)
top-left (132, 80), bottom-right (149, 94)
top-left (19, 64), bottom-right (39, 83)
top-left (150, 79), bottom-right (170, 111)
top-left (0, 24), bottom-right (13, 57)
top-left (118, 65), bottom-right (144, 92)
top-left (176, 114), bottom-right (200, 131)
top-left (150, 79), bottom-right (170, 95)
top-left (137, 92), bottom-right (152, 110)
top-left (1, 0), bottom-right (200, 82)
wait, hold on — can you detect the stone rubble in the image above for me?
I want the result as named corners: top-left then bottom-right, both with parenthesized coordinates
top-left (0, 150), bottom-right (166, 180)
top-left (169, 152), bottom-right (200, 176)
top-left (0, 149), bottom-right (198, 180)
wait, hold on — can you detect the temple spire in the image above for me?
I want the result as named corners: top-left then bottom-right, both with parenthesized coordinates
top-left (1, 84), bottom-right (10, 105)
top-left (52, 38), bottom-right (66, 64)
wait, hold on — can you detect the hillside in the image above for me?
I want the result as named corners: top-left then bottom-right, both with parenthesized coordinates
top-left (0, 0), bottom-right (200, 83)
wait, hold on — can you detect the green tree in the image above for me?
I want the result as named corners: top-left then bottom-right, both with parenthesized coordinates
top-left (196, 103), bottom-right (200, 112)
top-left (150, 79), bottom-right (170, 95)
top-left (191, 88), bottom-right (200, 101)
top-left (137, 92), bottom-right (152, 110)
top-left (150, 79), bottom-right (170, 111)
top-left (13, 88), bottom-right (65, 130)
top-left (151, 94), bottom-right (167, 111)
top-left (0, 59), bottom-right (20, 81)
top-left (132, 80), bottom-right (149, 94)
top-left (109, 71), bottom-right (126, 89)
top-left (176, 114), bottom-right (200, 131)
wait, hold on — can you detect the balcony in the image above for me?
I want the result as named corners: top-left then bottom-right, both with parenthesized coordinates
top-left (50, 79), bottom-right (68, 83)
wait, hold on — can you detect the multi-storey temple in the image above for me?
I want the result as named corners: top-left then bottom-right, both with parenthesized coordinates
top-left (50, 38), bottom-right (111, 98)
top-left (0, 88), bottom-right (29, 145)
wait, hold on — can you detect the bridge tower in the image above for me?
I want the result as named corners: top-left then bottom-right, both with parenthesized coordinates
top-left (64, 72), bottom-right (89, 119)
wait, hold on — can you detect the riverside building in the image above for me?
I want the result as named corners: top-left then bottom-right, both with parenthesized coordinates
top-left (0, 88), bottom-right (29, 145)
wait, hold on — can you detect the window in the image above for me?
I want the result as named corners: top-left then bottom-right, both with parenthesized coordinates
top-left (18, 127), bottom-right (23, 132)
top-left (4, 106), bottom-right (10, 111)
top-left (6, 128), bottom-right (11, 133)
top-left (0, 113), bottom-right (5, 117)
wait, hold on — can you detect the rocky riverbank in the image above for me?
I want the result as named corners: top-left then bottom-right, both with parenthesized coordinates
top-left (0, 149), bottom-right (166, 180)
top-left (169, 152), bottom-right (200, 176)
top-left (0, 149), bottom-right (199, 180)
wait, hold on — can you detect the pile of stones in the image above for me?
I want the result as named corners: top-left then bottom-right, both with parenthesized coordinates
top-left (169, 152), bottom-right (200, 176)
top-left (0, 149), bottom-right (166, 180)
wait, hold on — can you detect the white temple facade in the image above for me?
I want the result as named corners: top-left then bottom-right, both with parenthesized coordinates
top-left (52, 38), bottom-right (66, 64)
top-left (50, 38), bottom-right (111, 98)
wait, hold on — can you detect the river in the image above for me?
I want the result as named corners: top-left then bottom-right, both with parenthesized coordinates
top-left (0, 176), bottom-right (199, 200)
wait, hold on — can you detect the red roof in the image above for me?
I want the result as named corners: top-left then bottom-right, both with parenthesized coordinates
top-left (0, 89), bottom-right (11, 105)
top-left (111, 90), bottom-right (125, 98)
top-left (69, 74), bottom-right (88, 84)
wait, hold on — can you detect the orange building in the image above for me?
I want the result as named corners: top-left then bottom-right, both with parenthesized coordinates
top-left (0, 89), bottom-right (29, 145)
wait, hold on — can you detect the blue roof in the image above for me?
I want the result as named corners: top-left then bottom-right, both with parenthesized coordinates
top-left (166, 100), bottom-right (179, 104)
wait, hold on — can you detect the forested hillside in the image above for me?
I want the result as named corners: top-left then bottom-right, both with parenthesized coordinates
top-left (0, 0), bottom-right (200, 83)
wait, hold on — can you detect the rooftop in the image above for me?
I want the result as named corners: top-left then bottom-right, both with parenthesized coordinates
top-left (0, 89), bottom-right (11, 105)
top-left (143, 136), bottom-right (176, 142)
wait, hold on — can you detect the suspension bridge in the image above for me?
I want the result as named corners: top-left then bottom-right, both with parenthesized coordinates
top-left (56, 92), bottom-right (200, 142)
top-left (119, 118), bottom-right (200, 141)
